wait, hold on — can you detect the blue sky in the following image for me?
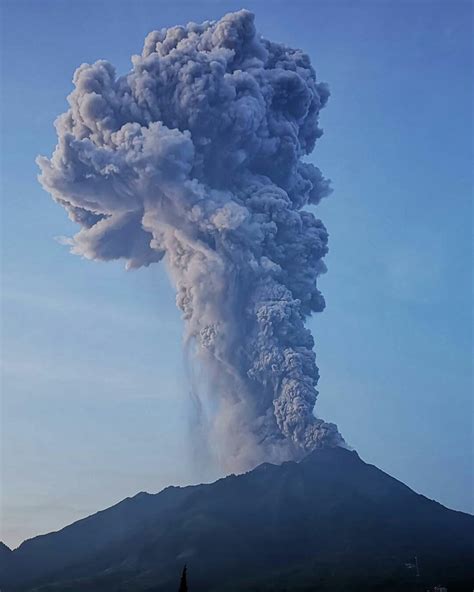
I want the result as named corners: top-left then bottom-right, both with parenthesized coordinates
top-left (1, 0), bottom-right (472, 548)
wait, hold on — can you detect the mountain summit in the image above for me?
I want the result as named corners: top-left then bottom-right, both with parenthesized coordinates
top-left (2, 448), bottom-right (473, 591)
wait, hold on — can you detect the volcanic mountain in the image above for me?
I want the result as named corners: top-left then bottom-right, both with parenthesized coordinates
top-left (1, 448), bottom-right (473, 591)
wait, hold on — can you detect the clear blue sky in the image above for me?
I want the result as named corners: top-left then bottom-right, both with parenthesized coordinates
top-left (1, 0), bottom-right (472, 549)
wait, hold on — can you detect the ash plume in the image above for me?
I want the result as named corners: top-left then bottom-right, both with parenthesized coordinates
top-left (37, 10), bottom-right (345, 470)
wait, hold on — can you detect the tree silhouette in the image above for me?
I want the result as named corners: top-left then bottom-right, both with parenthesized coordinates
top-left (178, 564), bottom-right (188, 592)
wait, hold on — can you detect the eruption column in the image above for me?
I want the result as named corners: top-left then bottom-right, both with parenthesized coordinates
top-left (38, 10), bottom-right (345, 470)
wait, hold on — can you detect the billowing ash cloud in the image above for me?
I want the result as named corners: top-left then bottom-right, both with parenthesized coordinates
top-left (38, 10), bottom-right (345, 470)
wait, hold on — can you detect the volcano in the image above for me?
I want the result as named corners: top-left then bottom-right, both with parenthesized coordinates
top-left (1, 447), bottom-right (473, 591)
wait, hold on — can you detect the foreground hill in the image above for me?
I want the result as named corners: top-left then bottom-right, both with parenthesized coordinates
top-left (2, 448), bottom-right (473, 591)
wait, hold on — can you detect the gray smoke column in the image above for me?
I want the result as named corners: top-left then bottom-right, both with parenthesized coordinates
top-left (38, 10), bottom-right (345, 470)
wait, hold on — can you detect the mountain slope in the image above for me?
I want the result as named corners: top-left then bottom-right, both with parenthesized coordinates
top-left (0, 543), bottom-right (13, 574)
top-left (2, 448), bottom-right (473, 591)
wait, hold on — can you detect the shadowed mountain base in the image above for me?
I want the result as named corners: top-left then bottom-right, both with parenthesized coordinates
top-left (2, 448), bottom-right (473, 591)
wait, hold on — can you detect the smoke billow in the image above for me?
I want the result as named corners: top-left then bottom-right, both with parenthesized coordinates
top-left (38, 10), bottom-right (345, 470)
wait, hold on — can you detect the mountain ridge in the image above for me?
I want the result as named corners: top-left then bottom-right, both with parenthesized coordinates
top-left (2, 447), bottom-right (473, 591)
